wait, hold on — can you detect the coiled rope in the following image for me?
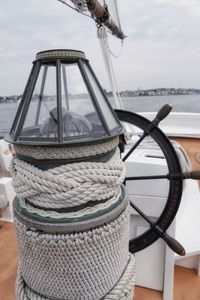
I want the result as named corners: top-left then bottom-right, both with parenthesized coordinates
top-left (19, 188), bottom-right (121, 219)
top-left (13, 137), bottom-right (135, 300)
top-left (16, 254), bottom-right (135, 300)
top-left (11, 148), bottom-right (125, 209)
top-left (13, 137), bottom-right (119, 160)
top-left (15, 205), bottom-right (130, 300)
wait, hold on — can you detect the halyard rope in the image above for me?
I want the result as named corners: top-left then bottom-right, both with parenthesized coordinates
top-left (10, 148), bottom-right (125, 209)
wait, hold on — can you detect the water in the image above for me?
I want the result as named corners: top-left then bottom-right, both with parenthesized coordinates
top-left (118, 94), bottom-right (200, 113)
top-left (0, 102), bottom-right (19, 137)
top-left (0, 94), bottom-right (199, 137)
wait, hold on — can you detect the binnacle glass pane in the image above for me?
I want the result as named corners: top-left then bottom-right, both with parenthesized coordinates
top-left (20, 64), bottom-right (58, 140)
top-left (19, 62), bottom-right (108, 141)
top-left (61, 63), bottom-right (106, 139)
top-left (83, 62), bottom-right (120, 132)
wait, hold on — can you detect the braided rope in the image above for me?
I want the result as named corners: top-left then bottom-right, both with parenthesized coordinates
top-left (13, 137), bottom-right (119, 160)
top-left (16, 254), bottom-right (135, 300)
top-left (104, 254), bottom-right (136, 300)
top-left (19, 187), bottom-right (121, 219)
top-left (36, 49), bottom-right (86, 61)
top-left (13, 135), bottom-right (135, 300)
top-left (10, 148), bottom-right (125, 209)
top-left (14, 205), bottom-right (130, 300)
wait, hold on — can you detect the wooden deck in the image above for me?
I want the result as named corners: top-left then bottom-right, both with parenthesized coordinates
top-left (171, 137), bottom-right (200, 187)
top-left (0, 221), bottom-right (200, 300)
top-left (0, 222), bottom-right (18, 300)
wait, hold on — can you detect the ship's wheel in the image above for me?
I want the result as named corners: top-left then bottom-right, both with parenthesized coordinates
top-left (115, 105), bottom-right (199, 255)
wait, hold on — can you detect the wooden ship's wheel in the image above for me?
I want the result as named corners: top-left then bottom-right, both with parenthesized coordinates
top-left (115, 105), bottom-right (200, 255)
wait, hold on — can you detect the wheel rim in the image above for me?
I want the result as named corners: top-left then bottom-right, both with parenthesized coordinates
top-left (115, 109), bottom-right (183, 253)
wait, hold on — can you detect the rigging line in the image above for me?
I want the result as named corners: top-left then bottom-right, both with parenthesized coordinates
top-left (108, 37), bottom-right (124, 58)
top-left (57, 0), bottom-right (93, 18)
top-left (70, 0), bottom-right (86, 6)
top-left (113, 0), bottom-right (123, 31)
top-left (105, 36), bottom-right (123, 102)
top-left (98, 28), bottom-right (123, 109)
top-left (70, 0), bottom-right (88, 12)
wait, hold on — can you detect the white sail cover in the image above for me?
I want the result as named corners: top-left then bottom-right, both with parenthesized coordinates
top-left (58, 0), bottom-right (124, 39)
top-left (98, 0), bottom-right (122, 31)
top-left (70, 0), bottom-right (121, 24)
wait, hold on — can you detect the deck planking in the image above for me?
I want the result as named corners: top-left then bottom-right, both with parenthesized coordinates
top-left (0, 222), bottom-right (18, 300)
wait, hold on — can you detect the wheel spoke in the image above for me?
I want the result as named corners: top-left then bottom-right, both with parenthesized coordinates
top-left (126, 174), bottom-right (167, 180)
top-left (130, 201), bottom-right (152, 224)
top-left (126, 171), bottom-right (200, 181)
top-left (126, 173), bottom-right (177, 180)
top-left (130, 201), bottom-right (185, 256)
top-left (122, 132), bottom-right (147, 161)
top-left (122, 121), bottom-right (161, 162)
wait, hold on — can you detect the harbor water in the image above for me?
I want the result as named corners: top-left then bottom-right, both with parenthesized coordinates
top-left (0, 94), bottom-right (199, 137)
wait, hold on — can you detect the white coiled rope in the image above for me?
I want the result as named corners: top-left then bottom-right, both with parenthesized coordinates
top-left (19, 188), bottom-right (121, 219)
top-left (15, 205), bottom-right (130, 300)
top-left (10, 148), bottom-right (125, 209)
top-left (13, 139), bottom-right (136, 300)
top-left (13, 137), bottom-right (119, 160)
top-left (16, 255), bottom-right (135, 300)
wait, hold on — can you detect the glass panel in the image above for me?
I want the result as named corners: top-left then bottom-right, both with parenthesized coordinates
top-left (20, 64), bottom-right (58, 139)
top-left (83, 62), bottom-right (120, 131)
top-left (61, 63), bottom-right (106, 138)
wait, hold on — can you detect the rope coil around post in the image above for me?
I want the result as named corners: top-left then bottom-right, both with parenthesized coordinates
top-left (14, 204), bottom-right (130, 300)
top-left (16, 255), bottom-right (136, 300)
top-left (10, 148), bottom-right (125, 209)
top-left (13, 137), bottom-right (119, 160)
top-left (12, 136), bottom-right (136, 299)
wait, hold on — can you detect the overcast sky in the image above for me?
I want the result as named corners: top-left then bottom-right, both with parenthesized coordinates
top-left (1, 0), bottom-right (200, 95)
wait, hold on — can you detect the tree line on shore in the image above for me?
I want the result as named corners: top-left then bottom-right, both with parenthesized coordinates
top-left (1, 87), bottom-right (200, 103)
top-left (107, 88), bottom-right (200, 97)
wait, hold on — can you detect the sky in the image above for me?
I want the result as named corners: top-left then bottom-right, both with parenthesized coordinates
top-left (1, 0), bottom-right (200, 95)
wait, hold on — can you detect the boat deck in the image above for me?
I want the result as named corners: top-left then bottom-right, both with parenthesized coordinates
top-left (0, 221), bottom-right (200, 300)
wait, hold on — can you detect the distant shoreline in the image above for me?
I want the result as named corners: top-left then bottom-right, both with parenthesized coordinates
top-left (119, 93), bottom-right (199, 97)
top-left (117, 88), bottom-right (200, 98)
top-left (0, 88), bottom-right (200, 103)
